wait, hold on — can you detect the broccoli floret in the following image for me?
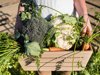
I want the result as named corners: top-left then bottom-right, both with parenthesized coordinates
top-left (18, 16), bottom-right (55, 47)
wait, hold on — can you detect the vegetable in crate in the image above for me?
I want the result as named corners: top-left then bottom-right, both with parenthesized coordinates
top-left (82, 12), bottom-right (100, 50)
top-left (51, 14), bottom-right (84, 50)
top-left (18, 16), bottom-right (55, 47)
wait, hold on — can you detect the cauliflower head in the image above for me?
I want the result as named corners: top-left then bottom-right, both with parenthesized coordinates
top-left (51, 17), bottom-right (77, 50)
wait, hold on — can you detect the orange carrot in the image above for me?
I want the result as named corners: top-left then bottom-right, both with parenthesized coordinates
top-left (14, 41), bottom-right (19, 44)
top-left (49, 47), bottom-right (65, 51)
top-left (82, 44), bottom-right (90, 50)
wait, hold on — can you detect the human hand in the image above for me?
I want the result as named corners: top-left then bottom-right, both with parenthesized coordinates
top-left (82, 15), bottom-right (92, 36)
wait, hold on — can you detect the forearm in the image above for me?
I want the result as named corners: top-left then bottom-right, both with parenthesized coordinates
top-left (74, 0), bottom-right (88, 17)
top-left (74, 0), bottom-right (92, 35)
top-left (74, 0), bottom-right (90, 26)
top-left (15, 0), bottom-right (27, 34)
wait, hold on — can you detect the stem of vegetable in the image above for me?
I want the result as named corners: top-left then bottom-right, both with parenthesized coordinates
top-left (91, 19), bottom-right (100, 35)
top-left (72, 39), bottom-right (77, 75)
top-left (40, 27), bottom-right (55, 47)
top-left (38, 5), bottom-right (63, 15)
top-left (0, 48), bottom-right (17, 52)
top-left (40, 23), bottom-right (66, 47)
top-left (87, 31), bottom-right (100, 44)
top-left (0, 50), bottom-right (11, 57)
top-left (6, 47), bottom-right (20, 57)
top-left (78, 42), bottom-right (86, 69)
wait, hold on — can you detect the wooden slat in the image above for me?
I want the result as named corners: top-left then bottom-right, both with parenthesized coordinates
top-left (19, 60), bottom-right (85, 67)
top-left (41, 51), bottom-right (92, 58)
top-left (21, 66), bottom-right (84, 71)
top-left (20, 57), bottom-right (88, 63)
top-left (25, 62), bottom-right (86, 67)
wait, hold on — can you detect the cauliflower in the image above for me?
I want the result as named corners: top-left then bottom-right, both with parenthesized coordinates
top-left (51, 17), bottom-right (63, 27)
top-left (51, 17), bottom-right (77, 50)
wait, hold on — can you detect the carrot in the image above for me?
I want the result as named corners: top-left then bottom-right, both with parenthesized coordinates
top-left (82, 43), bottom-right (90, 50)
top-left (14, 41), bottom-right (19, 44)
top-left (49, 47), bottom-right (65, 51)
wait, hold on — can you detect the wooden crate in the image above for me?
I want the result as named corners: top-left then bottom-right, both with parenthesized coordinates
top-left (18, 45), bottom-right (93, 71)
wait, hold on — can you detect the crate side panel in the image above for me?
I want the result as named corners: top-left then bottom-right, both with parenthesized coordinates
top-left (27, 62), bottom-right (87, 67)
top-left (22, 66), bottom-right (83, 71)
top-left (41, 51), bottom-right (93, 58)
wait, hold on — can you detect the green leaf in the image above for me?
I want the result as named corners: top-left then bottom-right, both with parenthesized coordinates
top-left (24, 34), bottom-right (29, 43)
top-left (54, 43), bottom-right (59, 48)
top-left (55, 32), bottom-right (61, 38)
top-left (26, 12), bottom-right (31, 19)
top-left (25, 42), bottom-right (41, 56)
top-left (79, 16), bottom-right (86, 23)
top-left (38, 7), bottom-right (42, 17)
top-left (51, 13), bottom-right (57, 20)
top-left (63, 14), bottom-right (77, 25)
top-left (21, 12), bottom-right (27, 21)
top-left (46, 37), bottom-right (51, 46)
top-left (36, 57), bottom-right (40, 69)
top-left (15, 30), bottom-right (20, 40)
top-left (21, 0), bottom-right (31, 6)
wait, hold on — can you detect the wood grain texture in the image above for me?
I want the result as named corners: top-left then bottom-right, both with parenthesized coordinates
top-left (19, 44), bottom-right (93, 71)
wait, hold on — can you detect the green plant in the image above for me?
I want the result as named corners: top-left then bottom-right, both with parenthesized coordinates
top-left (81, 9), bottom-right (100, 50)
top-left (18, 16), bottom-right (55, 47)
top-left (0, 33), bottom-right (21, 75)
top-left (73, 9), bottom-right (100, 75)
top-left (50, 15), bottom-right (84, 50)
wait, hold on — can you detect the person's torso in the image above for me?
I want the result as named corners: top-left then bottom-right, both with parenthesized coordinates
top-left (33, 0), bottom-right (76, 21)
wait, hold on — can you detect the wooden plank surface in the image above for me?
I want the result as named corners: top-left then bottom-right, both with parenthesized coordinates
top-left (26, 62), bottom-right (86, 67)
top-left (21, 66), bottom-right (84, 71)
top-left (19, 45), bottom-right (93, 71)
top-left (41, 51), bottom-right (92, 58)
top-left (19, 57), bottom-right (89, 63)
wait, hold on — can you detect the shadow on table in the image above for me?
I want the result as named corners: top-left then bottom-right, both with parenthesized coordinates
top-left (0, 11), bottom-right (16, 34)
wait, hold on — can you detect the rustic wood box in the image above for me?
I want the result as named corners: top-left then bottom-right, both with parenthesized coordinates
top-left (18, 45), bottom-right (93, 71)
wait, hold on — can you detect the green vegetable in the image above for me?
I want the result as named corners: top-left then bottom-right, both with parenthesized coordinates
top-left (25, 41), bottom-right (41, 56)
top-left (0, 33), bottom-right (21, 74)
top-left (41, 48), bottom-right (49, 51)
top-left (20, 0), bottom-right (37, 21)
top-left (18, 16), bottom-right (55, 48)
top-left (82, 17), bottom-right (100, 45)
top-left (50, 15), bottom-right (84, 50)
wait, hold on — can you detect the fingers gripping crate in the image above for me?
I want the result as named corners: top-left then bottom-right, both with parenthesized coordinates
top-left (18, 45), bottom-right (93, 71)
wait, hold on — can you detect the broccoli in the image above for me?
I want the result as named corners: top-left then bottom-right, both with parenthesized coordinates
top-left (18, 16), bottom-right (55, 47)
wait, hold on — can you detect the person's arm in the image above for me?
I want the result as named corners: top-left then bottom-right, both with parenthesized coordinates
top-left (14, 0), bottom-right (27, 34)
top-left (74, 0), bottom-right (92, 36)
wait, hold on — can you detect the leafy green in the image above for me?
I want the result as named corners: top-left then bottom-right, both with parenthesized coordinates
top-left (81, 18), bottom-right (100, 44)
top-left (21, 0), bottom-right (31, 6)
top-left (21, 12), bottom-right (31, 21)
top-left (24, 34), bottom-right (41, 56)
top-left (36, 57), bottom-right (40, 69)
top-left (61, 14), bottom-right (77, 25)
top-left (95, 8), bottom-right (100, 19)
top-left (51, 13), bottom-right (57, 20)
top-left (51, 32), bottom-right (61, 48)
top-left (0, 33), bottom-right (21, 75)
top-left (20, 0), bottom-right (42, 22)
top-left (24, 34), bottom-right (29, 43)
top-left (25, 42), bottom-right (41, 56)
